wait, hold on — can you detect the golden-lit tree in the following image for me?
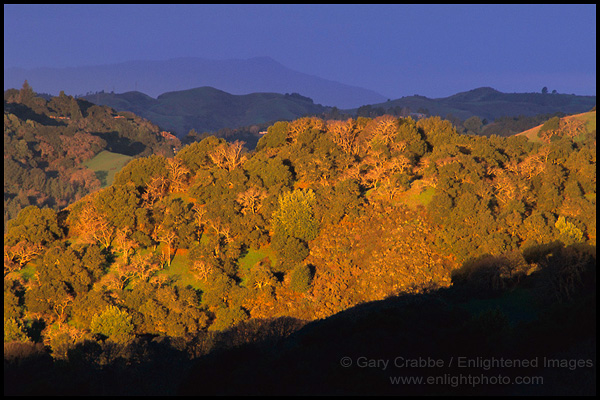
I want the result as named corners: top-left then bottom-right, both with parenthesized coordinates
top-left (492, 172), bottom-right (530, 206)
top-left (42, 321), bottom-right (90, 360)
top-left (518, 154), bottom-right (545, 180)
top-left (493, 173), bottom-right (518, 205)
top-left (191, 203), bottom-right (207, 237)
top-left (236, 186), bottom-right (268, 215)
top-left (166, 157), bottom-right (190, 193)
top-left (560, 118), bottom-right (586, 138)
top-left (113, 227), bottom-right (136, 265)
top-left (131, 252), bottom-right (162, 282)
top-left (75, 201), bottom-right (114, 248)
top-left (4, 241), bottom-right (44, 268)
top-left (361, 156), bottom-right (389, 188)
top-left (51, 292), bottom-right (75, 324)
top-left (190, 259), bottom-right (212, 282)
top-left (389, 140), bottom-right (408, 154)
top-left (371, 115), bottom-right (399, 144)
top-left (537, 146), bottom-right (552, 163)
top-left (209, 140), bottom-right (247, 171)
top-left (152, 224), bottom-right (177, 267)
top-left (327, 118), bottom-right (357, 153)
top-left (141, 175), bottom-right (169, 207)
top-left (288, 117), bottom-right (325, 142)
top-left (208, 219), bottom-right (233, 245)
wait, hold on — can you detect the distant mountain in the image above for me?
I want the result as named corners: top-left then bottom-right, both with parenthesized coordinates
top-left (4, 57), bottom-right (388, 109)
top-left (357, 87), bottom-right (596, 121)
top-left (82, 86), bottom-right (328, 138)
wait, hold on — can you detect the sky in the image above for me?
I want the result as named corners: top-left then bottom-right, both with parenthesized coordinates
top-left (3, 4), bottom-right (597, 99)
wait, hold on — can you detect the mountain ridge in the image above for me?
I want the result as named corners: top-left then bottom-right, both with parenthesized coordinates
top-left (357, 87), bottom-right (596, 121)
top-left (81, 85), bottom-right (596, 140)
top-left (82, 86), bottom-right (328, 138)
top-left (4, 57), bottom-right (388, 109)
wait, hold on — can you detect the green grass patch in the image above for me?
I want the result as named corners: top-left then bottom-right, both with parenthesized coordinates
top-left (157, 250), bottom-right (205, 291)
top-left (401, 184), bottom-right (436, 209)
top-left (168, 192), bottom-right (198, 203)
top-left (528, 128), bottom-right (543, 143)
top-left (363, 184), bottom-right (380, 199)
top-left (18, 264), bottom-right (37, 281)
top-left (83, 150), bottom-right (133, 187)
top-left (415, 186), bottom-right (435, 206)
top-left (238, 245), bottom-right (277, 271)
top-left (236, 245), bottom-right (278, 288)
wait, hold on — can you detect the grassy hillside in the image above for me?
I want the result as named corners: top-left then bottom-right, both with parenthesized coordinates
top-left (4, 85), bottom-right (177, 227)
top-left (82, 150), bottom-right (134, 187)
top-left (517, 110), bottom-right (596, 142)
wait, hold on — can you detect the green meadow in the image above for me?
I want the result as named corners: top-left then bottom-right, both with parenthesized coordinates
top-left (83, 150), bottom-right (133, 187)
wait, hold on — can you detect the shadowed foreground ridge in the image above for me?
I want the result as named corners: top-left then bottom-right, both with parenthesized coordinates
top-left (5, 242), bottom-right (596, 395)
top-left (177, 242), bottom-right (596, 396)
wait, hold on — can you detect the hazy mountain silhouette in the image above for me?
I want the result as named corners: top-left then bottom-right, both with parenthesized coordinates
top-left (3, 57), bottom-right (388, 109)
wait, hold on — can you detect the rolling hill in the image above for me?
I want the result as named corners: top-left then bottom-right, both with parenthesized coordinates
top-left (357, 87), bottom-right (596, 122)
top-left (82, 87), bottom-right (328, 138)
top-left (82, 86), bottom-right (596, 142)
top-left (3, 85), bottom-right (177, 227)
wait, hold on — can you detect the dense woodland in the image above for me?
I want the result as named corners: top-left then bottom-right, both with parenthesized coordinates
top-left (4, 87), bottom-right (596, 394)
top-left (4, 82), bottom-right (178, 229)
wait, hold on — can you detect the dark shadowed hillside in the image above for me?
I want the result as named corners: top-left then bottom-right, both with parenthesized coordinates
top-left (5, 244), bottom-right (596, 395)
top-left (82, 87), bottom-right (328, 139)
top-left (356, 87), bottom-right (596, 122)
top-left (176, 250), bottom-right (596, 396)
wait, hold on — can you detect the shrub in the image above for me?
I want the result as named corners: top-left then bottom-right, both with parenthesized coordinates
top-left (538, 116), bottom-right (560, 133)
top-left (209, 306), bottom-right (249, 332)
top-left (256, 121), bottom-right (288, 151)
top-left (289, 264), bottom-right (313, 292)
top-left (90, 305), bottom-right (135, 343)
top-left (272, 189), bottom-right (319, 242)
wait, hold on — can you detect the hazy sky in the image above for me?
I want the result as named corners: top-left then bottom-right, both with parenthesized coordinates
top-left (3, 4), bottom-right (596, 99)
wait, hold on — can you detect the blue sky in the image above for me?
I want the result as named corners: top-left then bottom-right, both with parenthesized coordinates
top-left (3, 4), bottom-right (596, 98)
